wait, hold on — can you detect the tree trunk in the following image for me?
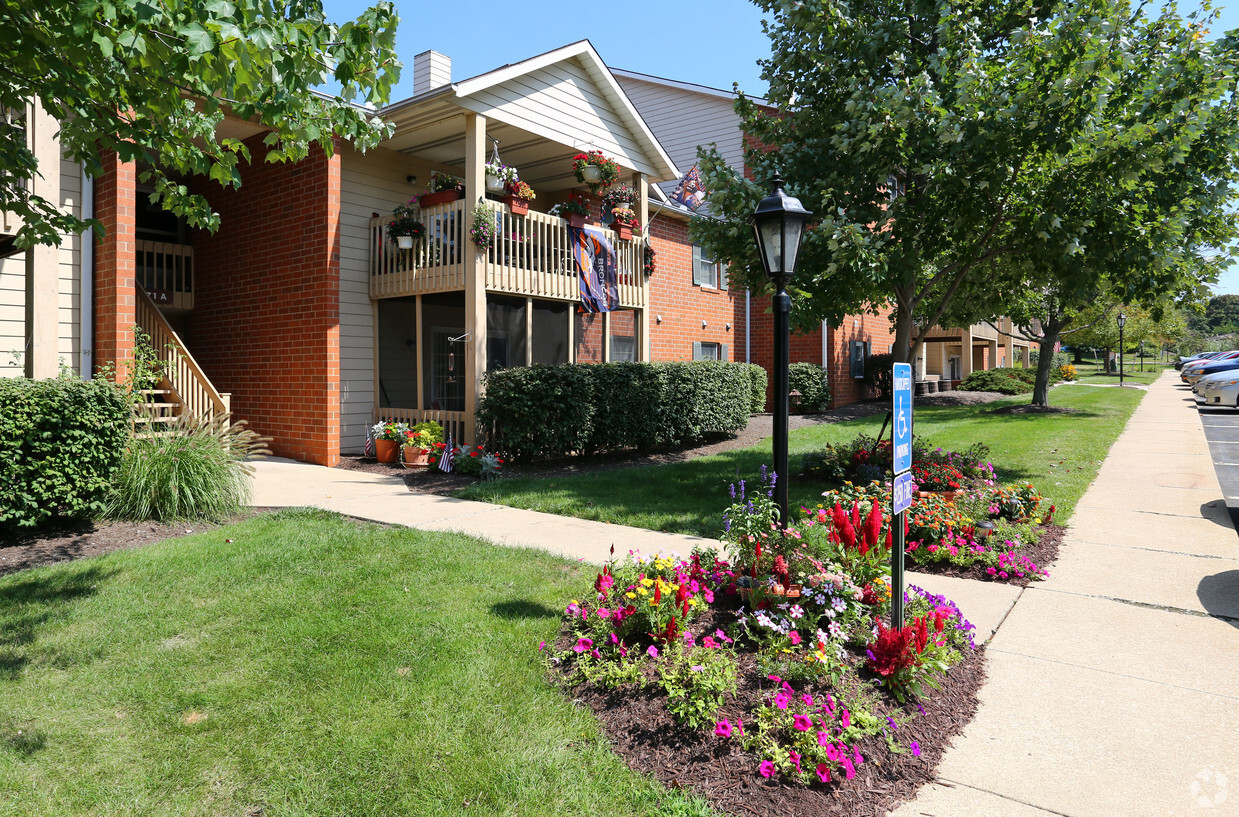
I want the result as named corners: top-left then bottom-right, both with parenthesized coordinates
top-left (893, 309), bottom-right (914, 365)
top-left (1031, 314), bottom-right (1070, 407)
top-left (1072, 346), bottom-right (1084, 364)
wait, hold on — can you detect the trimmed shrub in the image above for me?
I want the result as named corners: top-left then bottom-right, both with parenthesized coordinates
top-left (107, 413), bottom-right (271, 521)
top-left (788, 362), bottom-right (830, 412)
top-left (0, 376), bottom-right (130, 529)
top-left (479, 361), bottom-right (752, 461)
top-left (743, 363), bottom-right (768, 414)
top-left (959, 369), bottom-right (1031, 394)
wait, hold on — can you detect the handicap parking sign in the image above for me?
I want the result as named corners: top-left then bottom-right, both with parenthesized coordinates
top-left (892, 362), bottom-right (912, 475)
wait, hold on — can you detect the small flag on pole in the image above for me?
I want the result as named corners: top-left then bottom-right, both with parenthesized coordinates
top-left (670, 164), bottom-right (708, 211)
top-left (364, 430), bottom-right (373, 459)
top-left (439, 433), bottom-right (455, 473)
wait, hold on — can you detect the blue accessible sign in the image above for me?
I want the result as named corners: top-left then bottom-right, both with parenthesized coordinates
top-left (893, 471), bottom-right (914, 515)
top-left (892, 362), bottom-right (913, 475)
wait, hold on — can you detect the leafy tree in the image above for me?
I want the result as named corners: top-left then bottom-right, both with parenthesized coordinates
top-left (694, 0), bottom-right (1239, 386)
top-left (1, 0), bottom-right (401, 248)
top-left (1194, 294), bottom-right (1239, 334)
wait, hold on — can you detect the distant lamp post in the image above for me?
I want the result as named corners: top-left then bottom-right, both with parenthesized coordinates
top-left (752, 173), bottom-right (813, 527)
top-left (1117, 311), bottom-right (1127, 387)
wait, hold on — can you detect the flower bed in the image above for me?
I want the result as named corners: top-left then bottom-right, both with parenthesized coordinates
top-left (543, 471), bottom-right (985, 813)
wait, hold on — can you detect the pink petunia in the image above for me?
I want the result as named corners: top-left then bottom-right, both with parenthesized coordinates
top-left (841, 708), bottom-right (850, 729)
top-left (683, 631), bottom-right (696, 647)
top-left (789, 630), bottom-right (801, 646)
top-left (714, 719), bottom-right (733, 737)
top-left (647, 645), bottom-right (659, 658)
top-left (815, 763), bottom-right (831, 783)
top-left (792, 714), bottom-right (813, 731)
top-left (910, 740), bottom-right (921, 757)
top-left (789, 750), bottom-right (802, 771)
top-left (702, 636), bottom-right (718, 649)
top-left (573, 637), bottom-right (593, 653)
top-left (609, 632), bottom-right (619, 645)
top-left (596, 608), bottom-right (610, 618)
top-left (817, 731), bottom-right (831, 746)
top-left (801, 693), bottom-right (813, 707)
top-left (703, 588), bottom-right (714, 603)
top-left (538, 641), bottom-right (546, 651)
top-left (841, 758), bottom-right (856, 780)
top-left (774, 692), bottom-right (791, 710)
top-left (759, 760), bottom-right (775, 778)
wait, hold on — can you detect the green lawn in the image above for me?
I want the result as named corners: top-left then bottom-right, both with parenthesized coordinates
top-left (1071, 355), bottom-right (1170, 386)
top-left (457, 385), bottom-right (1146, 535)
top-left (0, 510), bottom-right (717, 817)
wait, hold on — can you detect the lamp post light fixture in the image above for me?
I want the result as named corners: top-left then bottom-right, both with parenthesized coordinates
top-left (751, 173), bottom-right (813, 526)
top-left (1116, 311), bottom-right (1127, 387)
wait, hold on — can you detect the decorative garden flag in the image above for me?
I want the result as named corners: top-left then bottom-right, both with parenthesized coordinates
top-left (571, 225), bottom-right (619, 313)
top-left (670, 164), bottom-right (708, 211)
top-left (438, 433), bottom-right (455, 473)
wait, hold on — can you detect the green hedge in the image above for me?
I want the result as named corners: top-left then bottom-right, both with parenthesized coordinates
top-left (788, 362), bottom-right (831, 412)
top-left (743, 363), bottom-right (768, 414)
top-left (959, 369), bottom-right (1033, 394)
top-left (0, 376), bottom-right (130, 529)
top-left (478, 361), bottom-right (754, 461)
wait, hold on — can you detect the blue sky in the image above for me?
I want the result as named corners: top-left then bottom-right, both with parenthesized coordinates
top-left (322, 0), bottom-right (1239, 295)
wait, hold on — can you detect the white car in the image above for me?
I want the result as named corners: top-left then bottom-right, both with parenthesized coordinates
top-left (1198, 373), bottom-right (1239, 407)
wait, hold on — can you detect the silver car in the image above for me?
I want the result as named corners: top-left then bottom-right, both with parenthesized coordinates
top-left (1199, 374), bottom-right (1239, 407)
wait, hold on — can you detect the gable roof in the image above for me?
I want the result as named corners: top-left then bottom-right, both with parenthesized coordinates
top-left (378, 41), bottom-right (679, 190)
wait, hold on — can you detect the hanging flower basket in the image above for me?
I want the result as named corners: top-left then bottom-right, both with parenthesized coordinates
top-left (572, 150), bottom-right (620, 193)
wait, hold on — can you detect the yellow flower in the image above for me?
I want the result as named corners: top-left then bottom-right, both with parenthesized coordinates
top-left (625, 592), bottom-right (636, 600)
top-left (637, 587), bottom-right (648, 596)
top-left (641, 578), bottom-right (654, 588)
top-left (649, 597), bottom-right (658, 607)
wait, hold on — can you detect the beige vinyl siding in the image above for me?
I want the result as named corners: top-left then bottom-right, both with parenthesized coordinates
top-left (338, 145), bottom-right (426, 454)
top-left (616, 76), bottom-right (745, 196)
top-left (57, 158), bottom-right (82, 374)
top-left (457, 58), bottom-right (652, 174)
top-left (0, 156), bottom-right (83, 377)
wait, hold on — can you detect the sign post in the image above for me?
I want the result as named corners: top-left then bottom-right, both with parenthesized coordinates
top-left (891, 362), bottom-right (913, 629)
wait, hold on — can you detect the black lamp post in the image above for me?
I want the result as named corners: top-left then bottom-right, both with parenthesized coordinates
top-left (751, 174), bottom-right (812, 527)
top-left (1117, 311), bottom-right (1127, 387)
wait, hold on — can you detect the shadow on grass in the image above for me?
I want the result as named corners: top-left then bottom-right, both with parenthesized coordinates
top-left (0, 715), bottom-right (48, 757)
top-left (489, 599), bottom-right (560, 619)
top-left (0, 565), bottom-right (114, 681)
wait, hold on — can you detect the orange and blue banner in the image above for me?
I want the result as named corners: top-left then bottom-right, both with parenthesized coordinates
top-left (571, 225), bottom-right (619, 313)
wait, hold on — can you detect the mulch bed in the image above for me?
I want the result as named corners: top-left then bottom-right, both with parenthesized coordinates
top-left (553, 596), bottom-right (987, 817)
top-left (905, 523), bottom-right (1066, 588)
top-left (0, 511), bottom-right (268, 578)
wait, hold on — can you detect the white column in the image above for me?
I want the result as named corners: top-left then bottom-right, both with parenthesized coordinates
top-left (26, 101), bottom-right (60, 379)
top-left (463, 114), bottom-right (487, 444)
top-left (635, 171), bottom-right (651, 362)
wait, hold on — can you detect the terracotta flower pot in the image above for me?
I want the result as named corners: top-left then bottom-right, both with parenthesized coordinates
top-left (614, 223), bottom-right (633, 240)
top-left (504, 195), bottom-right (529, 216)
top-left (402, 446), bottom-right (432, 468)
top-left (375, 438), bottom-right (399, 464)
top-left (419, 189), bottom-right (464, 208)
top-left (564, 212), bottom-right (586, 229)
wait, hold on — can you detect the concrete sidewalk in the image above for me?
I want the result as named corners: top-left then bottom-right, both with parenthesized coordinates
top-left (891, 370), bottom-right (1239, 817)
top-left (249, 370), bottom-right (1237, 816)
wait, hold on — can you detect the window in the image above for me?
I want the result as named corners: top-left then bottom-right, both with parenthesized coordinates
top-left (692, 244), bottom-right (727, 290)
top-left (693, 341), bottom-right (727, 361)
top-left (610, 335), bottom-right (636, 362)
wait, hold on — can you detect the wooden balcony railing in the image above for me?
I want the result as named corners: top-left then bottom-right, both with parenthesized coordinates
top-left (137, 240), bottom-right (194, 311)
top-left (375, 407), bottom-right (468, 449)
top-left (135, 286), bottom-right (230, 420)
top-left (369, 199), bottom-right (646, 308)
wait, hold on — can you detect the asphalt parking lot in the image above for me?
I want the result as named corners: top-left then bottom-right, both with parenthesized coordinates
top-left (1189, 384), bottom-right (1239, 531)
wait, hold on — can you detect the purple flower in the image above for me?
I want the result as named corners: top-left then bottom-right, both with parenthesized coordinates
top-left (910, 740), bottom-right (921, 757)
top-left (759, 759), bottom-right (775, 778)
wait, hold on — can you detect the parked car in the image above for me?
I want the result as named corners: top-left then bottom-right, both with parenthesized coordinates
top-left (1181, 353), bottom-right (1239, 384)
top-left (1177, 350), bottom-right (1238, 370)
top-left (1198, 373), bottom-right (1239, 407)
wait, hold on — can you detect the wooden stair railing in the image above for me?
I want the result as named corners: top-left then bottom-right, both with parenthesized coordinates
top-left (134, 286), bottom-right (230, 421)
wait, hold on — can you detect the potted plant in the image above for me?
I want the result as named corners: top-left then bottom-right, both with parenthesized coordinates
top-left (485, 161), bottom-right (517, 192)
top-left (419, 171), bottom-right (465, 208)
top-left (503, 178), bottom-right (536, 216)
top-left (371, 420), bottom-right (409, 464)
top-left (572, 150), bottom-right (620, 192)
top-left (386, 201), bottom-right (425, 249)
top-left (643, 243), bottom-right (657, 276)
top-left (401, 420), bottom-right (444, 468)
top-left (609, 207), bottom-right (638, 240)
top-left (602, 184), bottom-right (637, 213)
top-left (549, 194), bottom-right (590, 229)
top-left (469, 201), bottom-right (498, 250)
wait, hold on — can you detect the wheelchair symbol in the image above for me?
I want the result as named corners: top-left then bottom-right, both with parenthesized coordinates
top-left (897, 407), bottom-right (909, 440)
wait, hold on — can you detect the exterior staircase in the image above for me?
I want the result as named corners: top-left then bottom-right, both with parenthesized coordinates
top-left (133, 286), bottom-right (229, 433)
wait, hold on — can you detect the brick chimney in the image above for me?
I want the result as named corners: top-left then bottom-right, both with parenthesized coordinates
top-left (413, 51), bottom-right (452, 96)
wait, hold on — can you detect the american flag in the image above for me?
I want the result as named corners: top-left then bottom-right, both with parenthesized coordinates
top-left (438, 434), bottom-right (455, 473)
top-left (364, 431), bottom-right (373, 459)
